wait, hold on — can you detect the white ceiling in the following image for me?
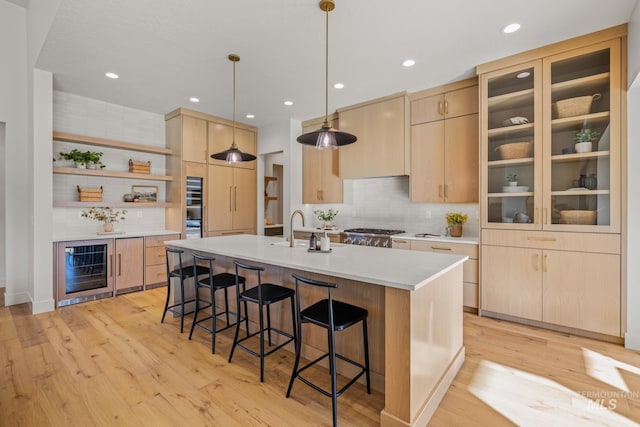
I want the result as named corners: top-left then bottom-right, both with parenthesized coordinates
top-left (36, 0), bottom-right (638, 127)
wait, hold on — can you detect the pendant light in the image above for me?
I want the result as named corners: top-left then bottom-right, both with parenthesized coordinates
top-left (211, 54), bottom-right (256, 163)
top-left (296, 0), bottom-right (357, 149)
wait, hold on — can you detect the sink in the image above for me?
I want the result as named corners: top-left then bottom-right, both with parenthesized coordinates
top-left (270, 240), bottom-right (309, 248)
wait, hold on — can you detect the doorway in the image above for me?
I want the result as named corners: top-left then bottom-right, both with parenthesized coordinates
top-left (263, 152), bottom-right (284, 236)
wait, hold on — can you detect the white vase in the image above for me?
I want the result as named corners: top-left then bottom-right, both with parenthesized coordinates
top-left (574, 141), bottom-right (592, 153)
top-left (75, 162), bottom-right (86, 169)
top-left (508, 181), bottom-right (518, 186)
top-left (103, 223), bottom-right (113, 232)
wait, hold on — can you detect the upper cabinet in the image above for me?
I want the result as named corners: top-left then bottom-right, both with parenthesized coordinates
top-left (479, 32), bottom-right (622, 233)
top-left (338, 93), bottom-right (409, 179)
top-left (410, 79), bottom-right (479, 203)
top-left (181, 116), bottom-right (208, 163)
top-left (301, 114), bottom-right (343, 204)
top-left (208, 122), bottom-right (257, 170)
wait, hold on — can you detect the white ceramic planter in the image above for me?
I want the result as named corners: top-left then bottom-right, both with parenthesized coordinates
top-left (574, 141), bottom-right (593, 153)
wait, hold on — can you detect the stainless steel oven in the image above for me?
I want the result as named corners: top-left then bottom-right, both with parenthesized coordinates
top-left (340, 228), bottom-right (405, 248)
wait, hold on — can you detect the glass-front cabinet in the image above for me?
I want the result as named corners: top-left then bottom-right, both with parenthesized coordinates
top-left (481, 60), bottom-right (542, 229)
top-left (481, 39), bottom-right (621, 233)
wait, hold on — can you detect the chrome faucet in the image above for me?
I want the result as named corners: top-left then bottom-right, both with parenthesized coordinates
top-left (289, 210), bottom-right (305, 247)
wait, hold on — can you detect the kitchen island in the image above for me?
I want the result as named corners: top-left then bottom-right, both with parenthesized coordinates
top-left (166, 234), bottom-right (467, 427)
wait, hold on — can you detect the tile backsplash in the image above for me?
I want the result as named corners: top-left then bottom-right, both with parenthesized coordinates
top-left (299, 176), bottom-right (479, 237)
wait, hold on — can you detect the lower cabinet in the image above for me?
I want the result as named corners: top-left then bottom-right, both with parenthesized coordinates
top-left (206, 165), bottom-right (256, 235)
top-left (481, 230), bottom-right (621, 337)
top-left (114, 237), bottom-right (144, 294)
top-left (392, 238), bottom-right (479, 309)
top-left (144, 233), bottom-right (181, 288)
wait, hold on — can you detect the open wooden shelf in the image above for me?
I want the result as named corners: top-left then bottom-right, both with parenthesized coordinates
top-left (550, 150), bottom-right (610, 163)
top-left (53, 132), bottom-right (173, 156)
top-left (488, 88), bottom-right (534, 110)
top-left (264, 196), bottom-right (278, 201)
top-left (53, 201), bottom-right (175, 208)
top-left (551, 72), bottom-right (610, 100)
top-left (550, 189), bottom-right (609, 196)
top-left (487, 192), bottom-right (534, 198)
top-left (551, 111), bottom-right (610, 131)
top-left (488, 122), bottom-right (534, 138)
top-left (264, 176), bottom-right (277, 182)
top-left (53, 167), bottom-right (173, 182)
top-left (487, 157), bottom-right (534, 168)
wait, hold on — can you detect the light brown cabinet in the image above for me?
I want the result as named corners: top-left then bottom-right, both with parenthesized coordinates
top-left (144, 233), bottom-right (180, 288)
top-left (114, 237), bottom-right (144, 294)
top-left (301, 114), bottom-right (343, 204)
top-left (410, 84), bottom-right (478, 124)
top-left (206, 165), bottom-right (256, 234)
top-left (393, 238), bottom-right (479, 309)
top-left (338, 93), bottom-right (409, 179)
top-left (181, 115), bottom-right (208, 163)
top-left (477, 26), bottom-right (626, 337)
top-left (410, 79), bottom-right (478, 203)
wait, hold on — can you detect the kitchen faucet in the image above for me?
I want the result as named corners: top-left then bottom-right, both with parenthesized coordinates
top-left (289, 210), bottom-right (305, 247)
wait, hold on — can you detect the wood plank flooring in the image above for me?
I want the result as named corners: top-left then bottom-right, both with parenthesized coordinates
top-left (1, 287), bottom-right (639, 426)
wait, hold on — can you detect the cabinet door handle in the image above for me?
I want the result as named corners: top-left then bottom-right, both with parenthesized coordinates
top-left (438, 101), bottom-right (443, 116)
top-left (444, 100), bottom-right (449, 115)
top-left (109, 254), bottom-right (113, 277)
top-left (118, 253), bottom-right (122, 276)
top-left (527, 236), bottom-right (556, 242)
top-left (202, 206), bottom-right (206, 231)
top-left (431, 246), bottom-right (452, 251)
top-left (543, 208), bottom-right (548, 224)
top-left (319, 190), bottom-right (323, 201)
top-left (534, 208), bottom-right (539, 225)
top-left (533, 254), bottom-right (539, 271)
top-left (438, 184), bottom-right (443, 198)
top-left (234, 187), bottom-right (237, 211)
top-left (543, 254), bottom-right (548, 272)
top-left (444, 184), bottom-right (449, 199)
top-left (229, 187), bottom-right (233, 211)
top-left (394, 239), bottom-right (408, 244)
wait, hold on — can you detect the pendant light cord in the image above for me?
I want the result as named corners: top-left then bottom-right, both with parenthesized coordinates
top-left (232, 58), bottom-right (237, 148)
top-left (324, 6), bottom-right (329, 128)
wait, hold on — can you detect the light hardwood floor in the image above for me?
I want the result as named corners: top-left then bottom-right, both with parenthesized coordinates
top-left (1, 287), bottom-right (639, 426)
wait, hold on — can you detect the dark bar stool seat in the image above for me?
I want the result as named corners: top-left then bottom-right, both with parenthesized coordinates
top-left (188, 254), bottom-right (246, 354)
top-left (228, 260), bottom-right (297, 382)
top-left (161, 248), bottom-right (210, 333)
top-left (286, 274), bottom-right (371, 427)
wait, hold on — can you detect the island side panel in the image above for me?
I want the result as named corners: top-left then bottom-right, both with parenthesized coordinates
top-left (382, 264), bottom-right (464, 427)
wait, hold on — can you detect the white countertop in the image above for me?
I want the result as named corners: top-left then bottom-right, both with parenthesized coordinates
top-left (53, 229), bottom-right (180, 242)
top-left (392, 233), bottom-right (478, 245)
top-left (165, 234), bottom-right (467, 292)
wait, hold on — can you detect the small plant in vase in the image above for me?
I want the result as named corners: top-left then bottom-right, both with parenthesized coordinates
top-left (506, 173), bottom-right (518, 186)
top-left (82, 207), bottom-right (127, 233)
top-left (58, 149), bottom-right (106, 169)
top-left (445, 212), bottom-right (468, 238)
top-left (574, 128), bottom-right (599, 153)
top-left (314, 208), bottom-right (338, 229)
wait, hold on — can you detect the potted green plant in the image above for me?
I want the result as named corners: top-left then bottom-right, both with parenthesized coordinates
top-left (506, 173), bottom-right (518, 186)
top-left (574, 128), bottom-right (599, 153)
top-left (81, 206), bottom-right (127, 232)
top-left (314, 208), bottom-right (338, 229)
top-left (58, 149), bottom-right (105, 169)
top-left (445, 212), bottom-right (468, 238)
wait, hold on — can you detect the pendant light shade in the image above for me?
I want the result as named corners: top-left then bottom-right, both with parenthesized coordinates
top-left (296, 0), bottom-right (356, 149)
top-left (211, 54), bottom-right (256, 163)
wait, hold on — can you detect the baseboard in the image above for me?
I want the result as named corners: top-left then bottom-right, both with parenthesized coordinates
top-left (625, 331), bottom-right (640, 350)
top-left (4, 291), bottom-right (30, 306)
top-left (31, 298), bottom-right (55, 314)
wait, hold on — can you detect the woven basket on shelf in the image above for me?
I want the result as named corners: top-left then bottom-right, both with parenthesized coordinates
top-left (77, 185), bottom-right (103, 202)
top-left (495, 141), bottom-right (532, 160)
top-left (554, 93), bottom-right (601, 118)
top-left (558, 210), bottom-right (596, 225)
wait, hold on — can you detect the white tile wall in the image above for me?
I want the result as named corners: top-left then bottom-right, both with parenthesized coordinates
top-left (299, 176), bottom-right (479, 237)
top-left (53, 91), bottom-right (168, 234)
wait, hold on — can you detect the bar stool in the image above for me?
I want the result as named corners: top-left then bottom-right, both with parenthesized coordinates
top-left (188, 254), bottom-right (246, 354)
top-left (228, 260), bottom-right (296, 382)
top-left (286, 274), bottom-right (370, 427)
top-left (161, 248), bottom-right (210, 333)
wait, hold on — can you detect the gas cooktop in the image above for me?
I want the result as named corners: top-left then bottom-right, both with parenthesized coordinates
top-left (342, 228), bottom-right (405, 235)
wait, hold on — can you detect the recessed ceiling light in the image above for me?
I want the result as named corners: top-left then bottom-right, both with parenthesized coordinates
top-left (402, 59), bottom-right (416, 67)
top-left (189, 97), bottom-right (200, 103)
top-left (246, 114), bottom-right (255, 119)
top-left (334, 83), bottom-right (345, 89)
top-left (502, 23), bottom-right (521, 34)
top-left (105, 72), bottom-right (119, 79)
top-left (516, 72), bottom-right (530, 79)
top-left (284, 100), bottom-right (293, 106)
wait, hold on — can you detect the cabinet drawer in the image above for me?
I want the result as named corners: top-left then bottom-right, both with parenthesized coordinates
top-left (410, 240), bottom-right (478, 259)
top-left (145, 234), bottom-right (180, 248)
top-left (481, 229), bottom-right (620, 254)
top-left (145, 245), bottom-right (167, 267)
top-left (391, 238), bottom-right (411, 249)
top-left (145, 264), bottom-right (167, 286)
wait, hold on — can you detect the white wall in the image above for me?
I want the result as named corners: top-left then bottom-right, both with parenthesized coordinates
top-left (625, 1), bottom-right (640, 350)
top-left (0, 123), bottom-right (5, 288)
top-left (0, 1), bottom-right (30, 306)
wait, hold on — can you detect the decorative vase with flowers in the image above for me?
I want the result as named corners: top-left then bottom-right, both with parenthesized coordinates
top-left (314, 208), bottom-right (338, 229)
top-left (82, 207), bottom-right (127, 233)
top-left (445, 212), bottom-right (468, 238)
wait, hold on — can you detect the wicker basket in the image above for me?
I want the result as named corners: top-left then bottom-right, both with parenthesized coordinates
top-left (495, 142), bottom-right (532, 160)
top-left (129, 159), bottom-right (151, 174)
top-left (554, 93), bottom-right (601, 118)
top-left (558, 209), bottom-right (596, 225)
top-left (77, 185), bottom-right (103, 202)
